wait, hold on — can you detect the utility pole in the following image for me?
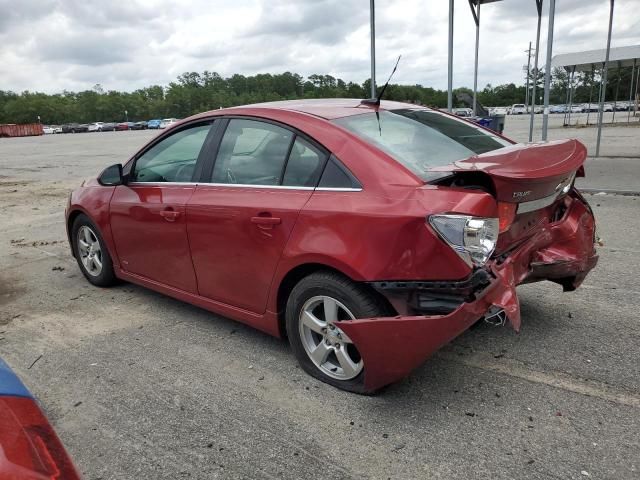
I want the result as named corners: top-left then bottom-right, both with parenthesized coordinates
top-left (595, 0), bottom-right (615, 157)
top-left (369, 0), bottom-right (376, 99)
top-left (447, 0), bottom-right (454, 111)
top-left (471, 1), bottom-right (481, 116)
top-left (529, 0), bottom-right (543, 142)
top-left (541, 0), bottom-right (556, 141)
top-left (525, 42), bottom-right (532, 108)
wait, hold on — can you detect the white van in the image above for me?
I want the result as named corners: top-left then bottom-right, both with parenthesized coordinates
top-left (159, 118), bottom-right (178, 129)
top-left (510, 104), bottom-right (527, 115)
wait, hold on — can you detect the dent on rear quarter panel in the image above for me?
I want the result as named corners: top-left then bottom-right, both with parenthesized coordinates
top-left (278, 187), bottom-right (499, 285)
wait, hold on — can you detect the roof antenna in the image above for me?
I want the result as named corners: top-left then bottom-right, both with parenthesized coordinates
top-left (361, 55), bottom-right (401, 106)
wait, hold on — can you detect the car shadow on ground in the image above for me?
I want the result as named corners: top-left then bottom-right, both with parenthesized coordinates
top-left (113, 280), bottom-right (567, 404)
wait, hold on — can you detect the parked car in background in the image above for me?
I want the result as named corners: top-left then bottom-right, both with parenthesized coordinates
top-left (147, 119), bottom-right (162, 129)
top-left (159, 118), bottom-right (178, 129)
top-left (65, 99), bottom-right (598, 393)
top-left (88, 122), bottom-right (105, 132)
top-left (100, 122), bottom-right (116, 132)
top-left (570, 105), bottom-right (583, 114)
top-left (451, 108), bottom-right (473, 118)
top-left (550, 105), bottom-right (567, 114)
top-left (0, 358), bottom-right (81, 479)
top-left (53, 125), bottom-right (63, 134)
top-left (115, 122), bottom-right (135, 131)
top-left (131, 121), bottom-right (148, 130)
top-left (603, 103), bottom-right (614, 112)
top-left (42, 125), bottom-right (55, 134)
top-left (510, 104), bottom-right (527, 115)
top-left (492, 107), bottom-right (509, 115)
top-left (62, 123), bottom-right (89, 133)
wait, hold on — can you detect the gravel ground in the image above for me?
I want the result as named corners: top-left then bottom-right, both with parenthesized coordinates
top-left (0, 115), bottom-right (638, 479)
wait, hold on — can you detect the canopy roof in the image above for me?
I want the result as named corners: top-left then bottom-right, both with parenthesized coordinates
top-left (552, 45), bottom-right (640, 71)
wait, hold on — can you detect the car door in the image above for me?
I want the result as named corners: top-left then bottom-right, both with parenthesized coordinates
top-left (187, 118), bottom-right (328, 314)
top-left (110, 120), bottom-right (216, 293)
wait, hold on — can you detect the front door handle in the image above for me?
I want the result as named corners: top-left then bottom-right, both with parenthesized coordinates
top-left (160, 209), bottom-right (181, 222)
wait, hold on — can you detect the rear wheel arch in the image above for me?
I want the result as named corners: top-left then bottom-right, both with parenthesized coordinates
top-left (276, 263), bottom-right (395, 338)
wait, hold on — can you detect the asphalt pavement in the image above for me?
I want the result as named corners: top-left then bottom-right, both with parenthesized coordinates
top-left (0, 115), bottom-right (639, 479)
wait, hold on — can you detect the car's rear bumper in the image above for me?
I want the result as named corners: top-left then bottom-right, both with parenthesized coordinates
top-left (339, 191), bottom-right (598, 392)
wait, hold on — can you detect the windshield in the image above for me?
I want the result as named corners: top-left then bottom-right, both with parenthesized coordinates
top-left (333, 109), bottom-right (511, 180)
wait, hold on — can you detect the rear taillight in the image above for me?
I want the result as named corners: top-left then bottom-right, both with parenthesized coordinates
top-left (497, 202), bottom-right (517, 233)
top-left (0, 396), bottom-right (81, 480)
top-left (428, 215), bottom-right (499, 267)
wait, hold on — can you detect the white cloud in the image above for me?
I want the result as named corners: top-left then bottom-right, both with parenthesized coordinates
top-left (0, 0), bottom-right (638, 93)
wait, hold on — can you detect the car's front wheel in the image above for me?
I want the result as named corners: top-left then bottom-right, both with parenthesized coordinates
top-left (71, 214), bottom-right (117, 287)
top-left (286, 271), bottom-right (389, 393)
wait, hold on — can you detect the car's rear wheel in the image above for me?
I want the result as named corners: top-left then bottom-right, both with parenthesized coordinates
top-left (72, 215), bottom-right (117, 287)
top-left (286, 271), bottom-right (388, 393)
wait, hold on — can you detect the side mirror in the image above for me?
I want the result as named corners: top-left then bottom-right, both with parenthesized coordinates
top-left (98, 163), bottom-right (124, 186)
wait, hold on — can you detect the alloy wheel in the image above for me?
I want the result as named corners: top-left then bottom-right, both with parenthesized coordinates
top-left (298, 295), bottom-right (363, 380)
top-left (77, 226), bottom-right (103, 277)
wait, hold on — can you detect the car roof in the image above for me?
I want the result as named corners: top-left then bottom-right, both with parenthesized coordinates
top-left (209, 98), bottom-right (431, 120)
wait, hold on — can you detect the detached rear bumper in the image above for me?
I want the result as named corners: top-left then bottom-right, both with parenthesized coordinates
top-left (339, 192), bottom-right (598, 392)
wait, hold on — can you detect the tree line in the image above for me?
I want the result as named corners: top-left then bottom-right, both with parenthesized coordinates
top-left (0, 67), bottom-right (635, 125)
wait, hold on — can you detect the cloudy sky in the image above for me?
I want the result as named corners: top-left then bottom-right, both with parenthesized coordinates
top-left (1, 0), bottom-right (639, 94)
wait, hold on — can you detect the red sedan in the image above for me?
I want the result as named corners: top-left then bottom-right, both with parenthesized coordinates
top-left (65, 99), bottom-right (597, 393)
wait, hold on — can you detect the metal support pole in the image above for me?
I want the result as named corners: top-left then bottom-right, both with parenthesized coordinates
top-left (567, 66), bottom-right (576, 126)
top-left (525, 42), bottom-right (532, 108)
top-left (628, 60), bottom-right (636, 123)
top-left (587, 64), bottom-right (594, 125)
top-left (541, 0), bottom-right (555, 141)
top-left (563, 67), bottom-right (571, 124)
top-left (595, 0), bottom-right (614, 158)
top-left (612, 62), bottom-right (621, 123)
top-left (370, 0), bottom-right (376, 99)
top-left (529, 0), bottom-right (543, 141)
top-left (448, 0), bottom-right (454, 112)
top-left (469, 0), bottom-right (481, 116)
top-left (633, 60), bottom-right (640, 121)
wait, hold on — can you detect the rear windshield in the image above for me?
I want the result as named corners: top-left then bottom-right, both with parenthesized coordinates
top-left (333, 109), bottom-right (510, 180)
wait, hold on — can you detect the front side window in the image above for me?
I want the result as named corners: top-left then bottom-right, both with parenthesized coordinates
top-left (212, 119), bottom-right (293, 185)
top-left (133, 123), bottom-right (211, 182)
top-left (333, 109), bottom-right (510, 180)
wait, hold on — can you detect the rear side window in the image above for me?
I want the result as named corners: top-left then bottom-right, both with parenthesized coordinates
top-left (211, 119), bottom-right (293, 186)
top-left (318, 156), bottom-right (361, 189)
top-left (133, 123), bottom-right (211, 182)
top-left (282, 137), bottom-right (327, 187)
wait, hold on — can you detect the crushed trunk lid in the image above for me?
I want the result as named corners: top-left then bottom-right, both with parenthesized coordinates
top-left (430, 139), bottom-right (587, 203)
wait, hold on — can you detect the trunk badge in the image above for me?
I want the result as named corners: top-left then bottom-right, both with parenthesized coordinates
top-left (512, 191), bottom-right (531, 199)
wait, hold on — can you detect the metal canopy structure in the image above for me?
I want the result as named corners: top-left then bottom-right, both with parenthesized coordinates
top-left (552, 45), bottom-right (640, 71)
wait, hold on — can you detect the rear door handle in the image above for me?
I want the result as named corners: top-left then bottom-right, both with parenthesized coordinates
top-left (160, 209), bottom-right (181, 222)
top-left (251, 216), bottom-right (281, 227)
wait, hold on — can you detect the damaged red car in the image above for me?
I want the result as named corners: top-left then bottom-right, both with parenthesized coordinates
top-left (65, 99), bottom-right (598, 393)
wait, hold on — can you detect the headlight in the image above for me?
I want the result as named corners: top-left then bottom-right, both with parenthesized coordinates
top-left (428, 215), bottom-right (499, 267)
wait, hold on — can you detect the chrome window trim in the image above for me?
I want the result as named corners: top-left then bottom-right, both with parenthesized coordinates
top-left (314, 187), bottom-right (363, 192)
top-left (126, 182), bottom-right (362, 192)
top-left (199, 183), bottom-right (315, 191)
top-left (128, 181), bottom-right (196, 186)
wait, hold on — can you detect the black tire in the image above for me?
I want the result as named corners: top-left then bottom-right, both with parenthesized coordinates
top-left (71, 214), bottom-right (117, 287)
top-left (286, 271), bottom-right (389, 394)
